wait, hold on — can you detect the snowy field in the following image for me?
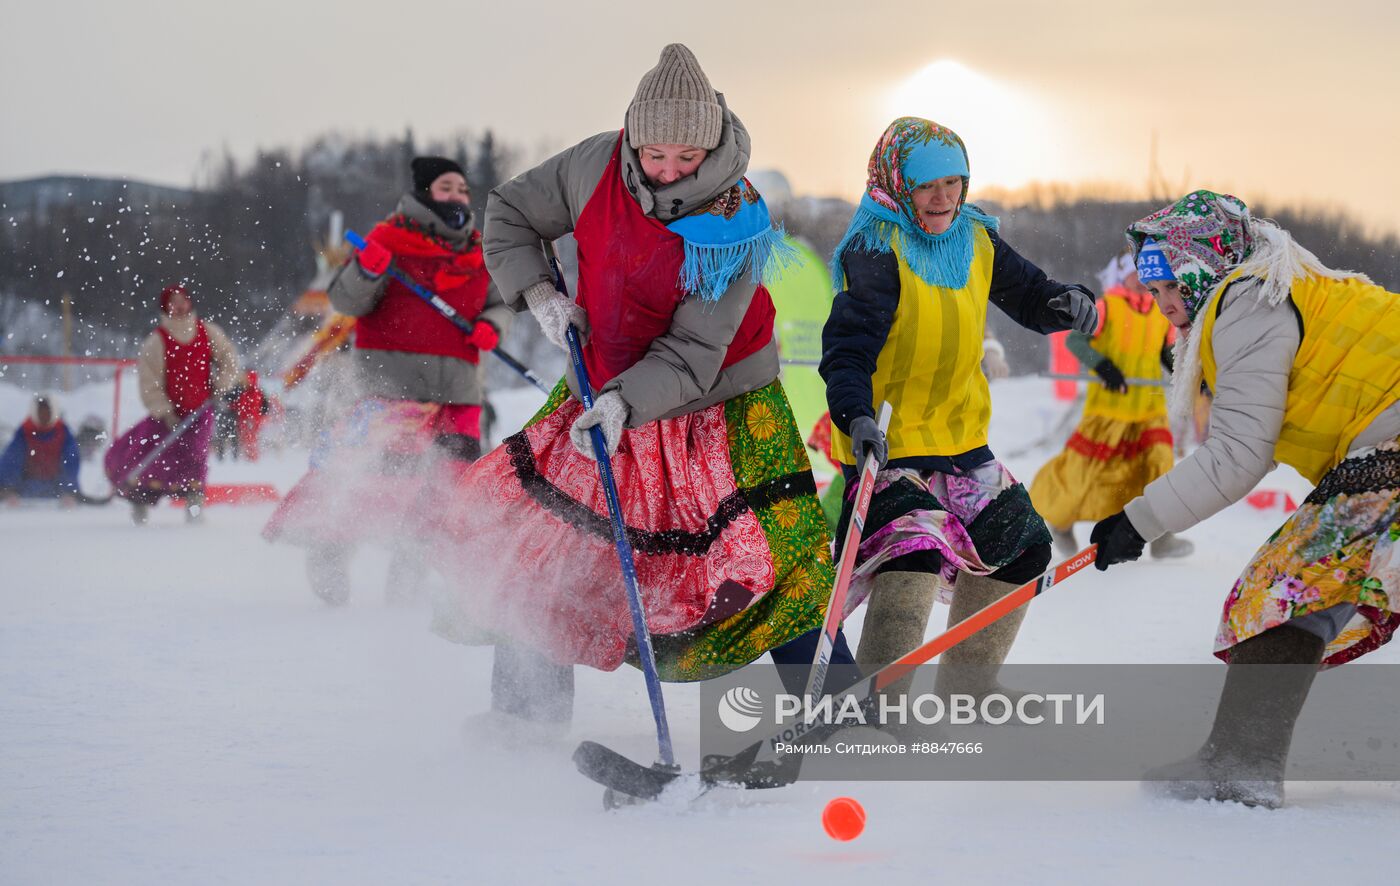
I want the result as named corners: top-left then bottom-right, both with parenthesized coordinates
top-left (2, 377), bottom-right (1397, 885)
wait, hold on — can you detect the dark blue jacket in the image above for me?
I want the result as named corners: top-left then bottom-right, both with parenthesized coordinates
top-left (0, 422), bottom-right (80, 498)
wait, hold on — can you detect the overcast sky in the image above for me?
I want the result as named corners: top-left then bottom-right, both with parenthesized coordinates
top-left (5, 0), bottom-right (1399, 233)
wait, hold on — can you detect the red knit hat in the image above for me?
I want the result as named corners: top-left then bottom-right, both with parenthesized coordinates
top-left (160, 284), bottom-right (191, 315)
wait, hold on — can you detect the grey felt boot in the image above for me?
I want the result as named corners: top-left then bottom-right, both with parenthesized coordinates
top-left (306, 544), bottom-right (350, 607)
top-left (1142, 624), bottom-right (1324, 809)
top-left (1150, 532), bottom-right (1195, 559)
top-left (1050, 525), bottom-right (1078, 558)
top-left (855, 571), bottom-right (937, 699)
top-left (933, 573), bottom-right (1029, 702)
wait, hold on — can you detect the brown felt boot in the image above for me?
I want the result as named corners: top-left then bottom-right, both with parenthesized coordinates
top-left (1142, 624), bottom-right (1324, 809)
top-left (933, 573), bottom-right (1029, 703)
top-left (856, 571), bottom-right (937, 699)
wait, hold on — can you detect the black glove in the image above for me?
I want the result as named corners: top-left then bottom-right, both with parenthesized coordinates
top-left (1045, 285), bottom-right (1098, 334)
top-left (1089, 510), bottom-right (1146, 570)
top-left (1093, 358), bottom-right (1129, 394)
top-left (849, 415), bottom-right (888, 470)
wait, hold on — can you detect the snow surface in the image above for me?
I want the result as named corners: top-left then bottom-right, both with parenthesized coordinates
top-left (2, 376), bottom-right (1396, 885)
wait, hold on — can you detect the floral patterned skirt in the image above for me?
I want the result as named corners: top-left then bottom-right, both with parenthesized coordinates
top-left (1217, 437), bottom-right (1400, 667)
top-left (428, 379), bottom-right (832, 681)
top-left (834, 460), bottom-right (1051, 615)
top-left (1029, 413), bottom-right (1175, 528)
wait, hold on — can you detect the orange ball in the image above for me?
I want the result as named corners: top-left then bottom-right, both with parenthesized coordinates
top-left (821, 796), bottom-right (866, 841)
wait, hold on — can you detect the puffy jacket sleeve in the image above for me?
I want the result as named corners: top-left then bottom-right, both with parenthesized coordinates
top-left (0, 429), bottom-right (24, 487)
top-left (137, 331), bottom-right (175, 423)
top-left (204, 321), bottom-right (242, 395)
top-left (482, 132), bottom-right (614, 310)
top-left (601, 277), bottom-right (760, 427)
top-left (819, 247), bottom-right (900, 435)
top-left (474, 277), bottom-right (514, 341)
top-left (1124, 282), bottom-right (1299, 540)
top-left (987, 229), bottom-right (1089, 334)
top-left (326, 259), bottom-right (390, 317)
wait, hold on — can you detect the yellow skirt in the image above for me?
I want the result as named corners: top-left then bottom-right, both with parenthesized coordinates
top-left (1030, 413), bottom-right (1174, 528)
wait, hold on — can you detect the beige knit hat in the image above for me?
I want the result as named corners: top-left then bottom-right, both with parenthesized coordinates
top-left (625, 44), bottom-right (723, 151)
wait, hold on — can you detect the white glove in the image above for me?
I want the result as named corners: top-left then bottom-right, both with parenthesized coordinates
top-left (522, 281), bottom-right (589, 351)
top-left (570, 390), bottom-right (629, 460)
top-left (982, 338), bottom-right (1010, 380)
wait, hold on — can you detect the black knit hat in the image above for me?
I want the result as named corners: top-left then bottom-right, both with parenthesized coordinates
top-left (411, 156), bottom-right (466, 193)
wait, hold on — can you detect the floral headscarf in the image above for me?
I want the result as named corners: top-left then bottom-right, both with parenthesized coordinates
top-left (1124, 190), bottom-right (1254, 323)
top-left (1128, 189), bottom-right (1371, 429)
top-left (831, 116), bottom-right (999, 290)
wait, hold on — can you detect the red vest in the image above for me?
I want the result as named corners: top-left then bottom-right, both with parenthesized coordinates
top-left (160, 320), bottom-right (213, 416)
top-left (21, 419), bottom-right (64, 480)
top-left (572, 135), bottom-right (775, 387)
top-left (353, 220), bottom-right (492, 363)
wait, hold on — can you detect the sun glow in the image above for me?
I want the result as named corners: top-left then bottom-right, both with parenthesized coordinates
top-left (885, 60), bottom-right (1060, 191)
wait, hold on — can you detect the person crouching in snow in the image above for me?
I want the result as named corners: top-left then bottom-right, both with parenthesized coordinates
top-left (820, 117), bottom-right (1098, 703)
top-left (1030, 252), bottom-right (1192, 559)
top-left (263, 156), bottom-right (511, 606)
top-left (1093, 190), bottom-right (1400, 808)
top-left (104, 284), bottom-right (240, 524)
top-left (432, 43), bottom-right (852, 736)
top-left (0, 393), bottom-right (80, 504)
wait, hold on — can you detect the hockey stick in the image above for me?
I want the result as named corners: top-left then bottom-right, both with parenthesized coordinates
top-left (543, 241), bottom-right (675, 768)
top-left (344, 230), bottom-right (551, 395)
top-left (802, 402), bottom-right (891, 708)
top-left (123, 401), bottom-right (213, 486)
top-left (574, 545), bottom-right (1100, 800)
top-left (1040, 372), bottom-right (1169, 388)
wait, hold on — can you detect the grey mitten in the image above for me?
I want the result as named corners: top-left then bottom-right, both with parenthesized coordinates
top-left (849, 415), bottom-right (888, 469)
top-left (570, 390), bottom-right (629, 460)
top-left (522, 281), bottom-right (590, 351)
top-left (1046, 285), bottom-right (1099, 334)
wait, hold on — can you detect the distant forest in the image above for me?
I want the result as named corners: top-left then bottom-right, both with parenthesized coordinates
top-left (0, 129), bottom-right (518, 355)
top-left (3, 129), bottom-right (1398, 382)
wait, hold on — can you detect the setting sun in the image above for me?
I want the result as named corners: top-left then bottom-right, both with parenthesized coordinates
top-left (886, 59), bottom-right (1062, 190)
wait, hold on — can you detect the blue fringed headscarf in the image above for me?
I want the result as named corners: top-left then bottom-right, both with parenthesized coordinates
top-left (831, 116), bottom-right (999, 290)
top-left (666, 178), bottom-right (796, 303)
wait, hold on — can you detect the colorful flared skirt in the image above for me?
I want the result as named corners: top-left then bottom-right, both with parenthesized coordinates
top-left (263, 398), bottom-right (478, 547)
top-left (834, 459), bottom-right (1051, 614)
top-left (104, 412), bottom-right (214, 505)
top-left (1216, 437), bottom-right (1400, 667)
top-left (1030, 413), bottom-right (1174, 528)
top-left (428, 379), bottom-right (832, 681)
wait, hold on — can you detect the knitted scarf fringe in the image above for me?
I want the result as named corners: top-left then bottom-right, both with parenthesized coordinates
top-left (829, 203), bottom-right (1000, 290)
top-left (678, 224), bottom-right (799, 303)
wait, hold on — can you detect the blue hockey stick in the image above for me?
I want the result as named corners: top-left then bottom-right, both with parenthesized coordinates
top-left (548, 244), bottom-right (674, 769)
top-left (344, 230), bottom-right (551, 395)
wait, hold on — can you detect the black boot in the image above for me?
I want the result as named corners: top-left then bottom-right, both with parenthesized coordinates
top-left (1143, 624), bottom-right (1324, 809)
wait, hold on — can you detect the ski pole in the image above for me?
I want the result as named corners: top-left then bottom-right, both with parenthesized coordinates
top-left (124, 401), bottom-right (213, 486)
top-left (344, 230), bottom-right (551, 395)
top-left (803, 402), bottom-right (891, 709)
top-left (1040, 372), bottom-right (1169, 388)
